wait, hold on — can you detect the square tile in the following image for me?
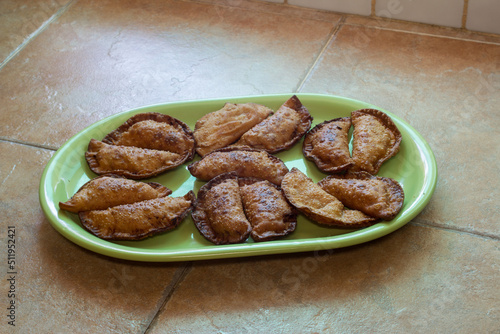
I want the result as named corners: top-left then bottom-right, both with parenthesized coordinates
top-left (375, 0), bottom-right (464, 28)
top-left (0, 0), bottom-right (71, 64)
top-left (148, 225), bottom-right (500, 333)
top-left (0, 141), bottom-right (184, 333)
top-left (466, 0), bottom-right (500, 34)
top-left (0, 0), bottom-right (337, 148)
top-left (289, 0), bottom-right (372, 16)
top-left (299, 24), bottom-right (500, 237)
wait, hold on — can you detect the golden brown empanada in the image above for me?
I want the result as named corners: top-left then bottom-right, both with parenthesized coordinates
top-left (188, 147), bottom-right (289, 185)
top-left (193, 102), bottom-right (273, 157)
top-left (191, 173), bottom-right (252, 245)
top-left (318, 172), bottom-right (404, 220)
top-left (281, 168), bottom-right (378, 228)
top-left (303, 117), bottom-right (353, 173)
top-left (350, 109), bottom-right (401, 174)
top-left (79, 191), bottom-right (195, 240)
top-left (59, 175), bottom-right (172, 213)
top-left (239, 178), bottom-right (297, 242)
top-left (233, 95), bottom-right (312, 153)
top-left (85, 139), bottom-right (184, 179)
top-left (102, 112), bottom-right (195, 158)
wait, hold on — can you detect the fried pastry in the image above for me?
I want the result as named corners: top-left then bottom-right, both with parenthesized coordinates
top-left (239, 178), bottom-right (297, 242)
top-left (281, 168), bottom-right (378, 228)
top-left (188, 147), bottom-right (289, 185)
top-left (59, 175), bottom-right (172, 213)
top-left (350, 109), bottom-right (401, 174)
top-left (303, 117), bottom-right (353, 173)
top-left (233, 95), bottom-right (312, 153)
top-left (79, 191), bottom-right (195, 240)
top-left (193, 102), bottom-right (273, 156)
top-left (192, 173), bottom-right (252, 245)
top-left (85, 139), bottom-right (184, 179)
top-left (319, 172), bottom-right (404, 220)
top-left (102, 112), bottom-right (195, 158)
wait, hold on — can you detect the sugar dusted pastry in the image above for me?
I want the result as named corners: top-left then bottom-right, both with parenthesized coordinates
top-left (79, 191), bottom-right (195, 240)
top-left (319, 172), bottom-right (404, 220)
top-left (191, 173), bottom-right (252, 245)
top-left (85, 139), bottom-right (184, 179)
top-left (188, 147), bottom-right (289, 185)
top-left (239, 178), bottom-right (297, 242)
top-left (193, 102), bottom-right (273, 156)
top-left (303, 117), bottom-right (353, 173)
top-left (102, 112), bottom-right (195, 157)
top-left (281, 168), bottom-right (378, 228)
top-left (233, 95), bottom-right (312, 153)
top-left (350, 109), bottom-right (401, 174)
top-left (59, 175), bottom-right (172, 213)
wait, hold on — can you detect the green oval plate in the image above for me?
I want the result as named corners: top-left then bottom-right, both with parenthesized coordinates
top-left (39, 93), bottom-right (437, 262)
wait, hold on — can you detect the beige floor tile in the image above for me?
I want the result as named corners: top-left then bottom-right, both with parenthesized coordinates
top-left (299, 24), bottom-right (500, 237)
top-left (0, 0), bottom-right (336, 149)
top-left (148, 224), bottom-right (499, 333)
top-left (0, 0), bottom-right (72, 64)
top-left (0, 141), bottom-right (185, 333)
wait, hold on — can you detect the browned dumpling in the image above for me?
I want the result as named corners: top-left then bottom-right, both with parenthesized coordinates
top-left (350, 109), bottom-right (402, 174)
top-left (59, 175), bottom-right (172, 213)
top-left (102, 112), bottom-right (195, 157)
top-left (86, 112), bottom-right (195, 179)
top-left (191, 173), bottom-right (252, 245)
top-left (233, 95), bottom-right (312, 153)
top-left (239, 178), bottom-right (297, 242)
top-left (79, 191), bottom-right (195, 240)
top-left (193, 102), bottom-right (273, 157)
top-left (281, 168), bottom-right (378, 228)
top-left (303, 117), bottom-right (353, 173)
top-left (188, 147), bottom-right (289, 185)
top-left (85, 139), bottom-right (184, 179)
top-left (318, 172), bottom-right (404, 221)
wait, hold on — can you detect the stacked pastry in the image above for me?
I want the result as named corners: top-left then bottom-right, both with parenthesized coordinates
top-left (59, 96), bottom-right (405, 244)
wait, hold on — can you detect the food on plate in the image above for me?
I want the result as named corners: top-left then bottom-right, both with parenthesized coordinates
top-left (59, 175), bottom-right (172, 213)
top-left (79, 191), bottom-right (195, 240)
top-left (239, 177), bottom-right (297, 242)
top-left (85, 113), bottom-right (195, 179)
top-left (102, 112), bottom-right (195, 157)
top-left (191, 173), bottom-right (252, 245)
top-left (318, 172), bottom-right (404, 220)
top-left (350, 109), bottom-right (401, 174)
top-left (86, 140), bottom-right (186, 179)
top-left (187, 147), bottom-right (289, 185)
top-left (281, 168), bottom-right (378, 228)
top-left (303, 117), bottom-right (353, 173)
top-left (232, 95), bottom-right (313, 153)
top-left (193, 102), bottom-right (273, 157)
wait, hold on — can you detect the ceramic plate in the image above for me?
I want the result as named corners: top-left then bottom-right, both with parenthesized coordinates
top-left (39, 93), bottom-right (437, 262)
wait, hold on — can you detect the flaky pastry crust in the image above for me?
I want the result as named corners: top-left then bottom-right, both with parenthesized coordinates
top-left (79, 191), bottom-right (195, 240)
top-left (281, 168), bottom-right (378, 228)
top-left (319, 172), bottom-right (404, 220)
top-left (350, 109), bottom-right (401, 174)
top-left (188, 146), bottom-right (289, 185)
top-left (303, 117), bottom-right (353, 173)
top-left (59, 175), bottom-right (172, 213)
top-left (233, 95), bottom-right (312, 153)
top-left (193, 102), bottom-right (273, 157)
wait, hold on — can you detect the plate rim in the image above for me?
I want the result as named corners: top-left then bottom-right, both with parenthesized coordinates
top-left (39, 93), bottom-right (438, 262)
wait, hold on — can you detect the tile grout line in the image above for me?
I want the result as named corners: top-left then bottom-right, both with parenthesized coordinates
top-left (0, 0), bottom-right (78, 71)
top-left (295, 16), bottom-right (346, 93)
top-left (143, 263), bottom-right (193, 333)
top-left (0, 137), bottom-right (58, 151)
top-left (344, 21), bottom-right (500, 46)
top-left (410, 220), bottom-right (499, 241)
